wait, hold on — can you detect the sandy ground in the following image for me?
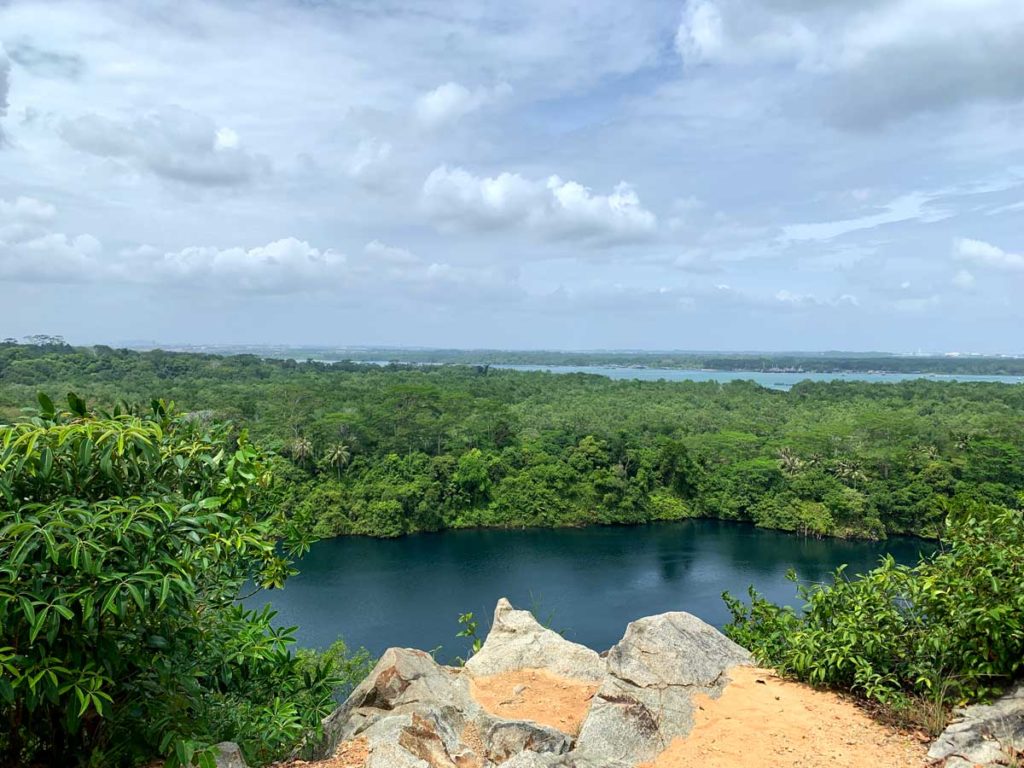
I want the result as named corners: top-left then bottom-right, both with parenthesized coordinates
top-left (282, 737), bottom-right (369, 768)
top-left (283, 666), bottom-right (929, 768)
top-left (637, 666), bottom-right (928, 768)
top-left (468, 667), bottom-right (599, 736)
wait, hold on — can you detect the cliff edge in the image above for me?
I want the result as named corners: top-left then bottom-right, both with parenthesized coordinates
top-left (274, 598), bottom-right (935, 768)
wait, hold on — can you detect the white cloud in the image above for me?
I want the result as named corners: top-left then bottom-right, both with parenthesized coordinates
top-left (214, 127), bottom-right (239, 150)
top-left (414, 82), bottom-right (510, 128)
top-left (952, 269), bottom-right (975, 289)
top-left (155, 238), bottom-right (346, 293)
top-left (0, 194), bottom-right (517, 301)
top-left (421, 166), bottom-right (657, 244)
top-left (60, 107), bottom-right (268, 186)
top-left (675, 0), bottom-right (725, 64)
top-left (781, 192), bottom-right (948, 242)
top-left (775, 289), bottom-right (859, 308)
top-left (0, 228), bottom-right (103, 282)
top-left (954, 237), bottom-right (1024, 270)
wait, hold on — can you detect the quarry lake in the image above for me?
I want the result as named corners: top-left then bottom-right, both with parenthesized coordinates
top-left (245, 520), bottom-right (929, 662)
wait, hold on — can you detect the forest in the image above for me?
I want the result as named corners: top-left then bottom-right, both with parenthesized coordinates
top-left (3, 341), bottom-right (1023, 542)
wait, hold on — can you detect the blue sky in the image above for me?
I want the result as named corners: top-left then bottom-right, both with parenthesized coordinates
top-left (1, 0), bottom-right (1023, 352)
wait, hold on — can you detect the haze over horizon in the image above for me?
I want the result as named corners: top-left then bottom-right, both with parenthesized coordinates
top-left (3, 0), bottom-right (1023, 351)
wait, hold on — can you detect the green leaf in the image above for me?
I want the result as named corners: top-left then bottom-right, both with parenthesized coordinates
top-left (37, 392), bottom-right (55, 416)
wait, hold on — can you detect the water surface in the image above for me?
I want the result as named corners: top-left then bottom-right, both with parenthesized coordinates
top-left (247, 520), bottom-right (928, 662)
top-left (493, 364), bottom-right (1024, 390)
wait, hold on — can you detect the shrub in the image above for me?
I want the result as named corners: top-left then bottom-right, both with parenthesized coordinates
top-left (724, 498), bottom-right (1024, 723)
top-left (0, 394), bottom-right (349, 767)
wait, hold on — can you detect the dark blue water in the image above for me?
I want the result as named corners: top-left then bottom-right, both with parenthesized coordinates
top-left (246, 520), bottom-right (929, 663)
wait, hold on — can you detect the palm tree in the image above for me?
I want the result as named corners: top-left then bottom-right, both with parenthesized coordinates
top-left (777, 447), bottom-right (804, 475)
top-left (290, 436), bottom-right (314, 468)
top-left (831, 459), bottom-right (866, 485)
top-left (324, 442), bottom-right (351, 479)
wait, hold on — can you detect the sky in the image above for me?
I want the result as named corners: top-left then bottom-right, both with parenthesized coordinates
top-left (1, 0), bottom-right (1023, 352)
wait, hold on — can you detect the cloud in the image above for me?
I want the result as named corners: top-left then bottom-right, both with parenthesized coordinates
top-left (154, 238), bottom-right (346, 293)
top-left (0, 195), bottom-right (59, 247)
top-left (954, 237), bottom-right (1024, 271)
top-left (774, 289), bottom-right (859, 309)
top-left (7, 40), bottom-right (84, 80)
top-left (987, 199), bottom-right (1024, 216)
top-left (364, 239), bottom-right (419, 267)
top-left (346, 138), bottom-right (394, 190)
top-left (415, 82), bottom-right (510, 129)
top-left (421, 166), bottom-right (657, 244)
top-left (0, 55), bottom-right (9, 144)
top-left (674, 0), bottom-right (1024, 129)
top-left (781, 192), bottom-right (948, 242)
top-left (0, 195), bottom-right (56, 222)
top-left (59, 107), bottom-right (269, 186)
top-left (675, 0), bottom-right (726, 64)
top-left (0, 197), bottom-right (102, 280)
top-left (0, 195), bottom-right (518, 303)
top-left (951, 269), bottom-right (975, 289)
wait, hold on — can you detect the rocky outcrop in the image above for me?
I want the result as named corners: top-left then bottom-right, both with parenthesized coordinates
top-left (574, 612), bottom-right (752, 767)
top-left (464, 599), bottom-right (605, 683)
top-left (312, 598), bottom-right (752, 767)
top-left (928, 683), bottom-right (1024, 768)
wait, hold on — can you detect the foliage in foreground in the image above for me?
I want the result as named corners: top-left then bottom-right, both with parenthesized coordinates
top-left (0, 395), bottom-right (366, 767)
top-left (724, 500), bottom-right (1024, 726)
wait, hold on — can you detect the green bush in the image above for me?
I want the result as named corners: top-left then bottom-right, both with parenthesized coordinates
top-left (0, 394), bottom-right (355, 767)
top-left (724, 499), bottom-right (1024, 719)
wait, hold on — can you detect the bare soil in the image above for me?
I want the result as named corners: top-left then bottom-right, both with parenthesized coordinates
top-left (637, 666), bottom-right (928, 768)
top-left (468, 667), bottom-right (599, 736)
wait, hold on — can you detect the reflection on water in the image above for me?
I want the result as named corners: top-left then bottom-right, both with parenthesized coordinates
top-left (245, 519), bottom-right (929, 663)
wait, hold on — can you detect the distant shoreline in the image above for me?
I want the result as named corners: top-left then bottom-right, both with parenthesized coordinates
top-left (130, 344), bottom-right (1024, 378)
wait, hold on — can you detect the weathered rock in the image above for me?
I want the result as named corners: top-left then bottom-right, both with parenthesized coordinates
top-left (605, 612), bottom-right (751, 689)
top-left (314, 600), bottom-right (755, 768)
top-left (484, 719), bottom-right (573, 762)
top-left (316, 647), bottom-right (478, 760)
top-left (573, 611), bottom-right (751, 767)
top-left (928, 682), bottom-right (1024, 767)
top-left (213, 741), bottom-right (247, 768)
top-left (464, 598), bottom-right (605, 683)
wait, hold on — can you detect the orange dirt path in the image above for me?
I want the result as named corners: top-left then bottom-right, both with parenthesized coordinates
top-left (468, 667), bottom-right (599, 736)
top-left (638, 666), bottom-right (927, 768)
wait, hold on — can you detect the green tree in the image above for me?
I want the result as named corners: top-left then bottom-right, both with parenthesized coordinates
top-left (290, 435), bottom-right (315, 468)
top-left (323, 442), bottom-right (352, 480)
top-left (0, 394), bottom-right (340, 767)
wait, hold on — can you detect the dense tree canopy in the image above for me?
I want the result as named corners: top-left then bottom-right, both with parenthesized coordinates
top-left (3, 344), bottom-right (1023, 542)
